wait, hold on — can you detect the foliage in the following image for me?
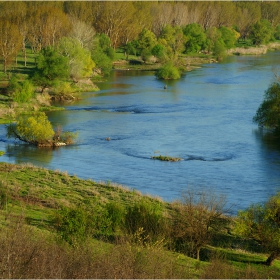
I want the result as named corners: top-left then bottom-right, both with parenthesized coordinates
top-left (151, 44), bottom-right (168, 62)
top-left (32, 46), bottom-right (70, 90)
top-left (234, 192), bottom-right (280, 265)
top-left (124, 198), bottom-right (167, 242)
top-left (54, 206), bottom-right (89, 246)
top-left (156, 62), bottom-right (180, 80)
top-left (274, 25), bottom-right (280, 40)
top-left (219, 26), bottom-right (239, 49)
top-left (172, 188), bottom-right (229, 260)
top-left (11, 79), bottom-right (34, 103)
top-left (249, 19), bottom-right (274, 45)
top-left (213, 39), bottom-right (227, 61)
top-left (183, 23), bottom-right (207, 53)
top-left (152, 155), bottom-right (182, 162)
top-left (138, 28), bottom-right (157, 53)
top-left (57, 37), bottom-right (95, 80)
top-left (253, 82), bottom-right (280, 133)
top-left (6, 112), bottom-right (55, 145)
top-left (91, 47), bottom-right (113, 76)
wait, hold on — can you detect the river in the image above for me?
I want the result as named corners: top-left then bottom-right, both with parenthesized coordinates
top-left (1, 51), bottom-right (280, 214)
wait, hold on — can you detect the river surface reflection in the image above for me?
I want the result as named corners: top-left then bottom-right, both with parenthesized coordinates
top-left (1, 51), bottom-right (280, 214)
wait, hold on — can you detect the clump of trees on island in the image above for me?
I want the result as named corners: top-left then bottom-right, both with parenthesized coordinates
top-left (6, 112), bottom-right (77, 147)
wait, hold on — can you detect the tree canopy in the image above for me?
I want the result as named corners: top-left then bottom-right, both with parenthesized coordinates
top-left (235, 192), bottom-right (280, 265)
top-left (253, 82), bottom-right (280, 133)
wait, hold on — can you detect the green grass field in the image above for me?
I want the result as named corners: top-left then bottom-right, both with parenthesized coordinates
top-left (0, 162), bottom-right (280, 278)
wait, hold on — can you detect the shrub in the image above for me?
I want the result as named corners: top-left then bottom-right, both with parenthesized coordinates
top-left (54, 206), bottom-right (89, 246)
top-left (124, 198), bottom-right (167, 242)
top-left (156, 63), bottom-right (180, 80)
top-left (8, 77), bottom-right (35, 103)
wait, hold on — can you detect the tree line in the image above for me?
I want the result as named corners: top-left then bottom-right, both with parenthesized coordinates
top-left (1, 1), bottom-right (280, 77)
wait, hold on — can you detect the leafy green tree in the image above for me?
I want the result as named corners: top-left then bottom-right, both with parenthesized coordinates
top-left (213, 39), bottom-right (227, 61)
top-left (219, 26), bottom-right (239, 49)
top-left (138, 28), bottom-right (157, 57)
top-left (91, 47), bottom-right (113, 77)
top-left (7, 112), bottom-right (55, 145)
top-left (253, 82), bottom-right (280, 133)
top-left (57, 37), bottom-right (95, 80)
top-left (274, 25), bottom-right (280, 40)
top-left (235, 192), bottom-right (280, 265)
top-left (151, 44), bottom-right (168, 62)
top-left (33, 46), bottom-right (69, 92)
top-left (206, 27), bottom-right (222, 53)
top-left (13, 80), bottom-right (34, 103)
top-left (249, 19), bottom-right (274, 45)
top-left (183, 23), bottom-right (207, 53)
top-left (124, 40), bottom-right (139, 59)
top-left (159, 25), bottom-right (186, 59)
top-left (156, 62), bottom-right (180, 80)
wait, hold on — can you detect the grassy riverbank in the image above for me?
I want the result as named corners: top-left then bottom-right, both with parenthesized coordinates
top-left (0, 162), bottom-right (280, 278)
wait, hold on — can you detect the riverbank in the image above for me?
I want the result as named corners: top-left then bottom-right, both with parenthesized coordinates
top-left (113, 42), bottom-right (280, 72)
top-left (0, 161), bottom-right (279, 278)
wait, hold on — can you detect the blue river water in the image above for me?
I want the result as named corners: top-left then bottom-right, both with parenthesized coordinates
top-left (1, 51), bottom-right (280, 214)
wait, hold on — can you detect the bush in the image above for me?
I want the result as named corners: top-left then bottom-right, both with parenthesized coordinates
top-left (156, 63), bottom-right (181, 80)
top-left (6, 112), bottom-right (55, 145)
top-left (8, 77), bottom-right (35, 103)
top-left (54, 206), bottom-right (89, 246)
top-left (124, 198), bottom-right (167, 242)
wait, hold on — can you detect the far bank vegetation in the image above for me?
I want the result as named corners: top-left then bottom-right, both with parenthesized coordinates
top-left (1, 2), bottom-right (280, 124)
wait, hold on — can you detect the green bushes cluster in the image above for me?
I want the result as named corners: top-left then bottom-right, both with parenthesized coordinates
top-left (156, 63), bottom-right (181, 80)
top-left (8, 76), bottom-right (34, 103)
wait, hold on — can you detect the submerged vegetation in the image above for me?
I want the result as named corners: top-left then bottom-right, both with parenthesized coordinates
top-left (152, 154), bottom-right (183, 162)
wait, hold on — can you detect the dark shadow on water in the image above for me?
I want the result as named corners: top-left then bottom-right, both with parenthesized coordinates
top-left (5, 143), bottom-right (55, 165)
top-left (253, 128), bottom-right (280, 152)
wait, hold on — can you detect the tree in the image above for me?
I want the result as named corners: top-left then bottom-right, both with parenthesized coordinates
top-left (69, 17), bottom-right (96, 49)
top-left (7, 112), bottom-right (77, 147)
top-left (235, 2), bottom-right (261, 40)
top-left (33, 46), bottom-right (69, 92)
top-left (57, 37), bottom-right (95, 80)
top-left (172, 188), bottom-right (229, 260)
top-left (8, 77), bottom-right (34, 103)
top-left (219, 26), bottom-right (239, 49)
top-left (94, 1), bottom-right (136, 49)
top-left (253, 82), bottom-right (280, 133)
top-left (0, 18), bottom-right (22, 73)
top-left (183, 23), bottom-right (207, 53)
top-left (138, 28), bottom-right (157, 52)
top-left (249, 19), bottom-right (274, 46)
top-left (235, 192), bottom-right (280, 265)
top-left (6, 112), bottom-right (55, 146)
top-left (27, 6), bottom-right (71, 52)
top-left (159, 25), bottom-right (186, 58)
top-left (156, 62), bottom-right (181, 80)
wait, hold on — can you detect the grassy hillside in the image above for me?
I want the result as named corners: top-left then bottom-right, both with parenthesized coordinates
top-left (0, 161), bottom-right (280, 278)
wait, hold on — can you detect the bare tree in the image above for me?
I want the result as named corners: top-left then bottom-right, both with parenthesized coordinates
top-left (0, 18), bottom-right (22, 73)
top-left (69, 17), bottom-right (95, 49)
top-left (172, 188), bottom-right (230, 260)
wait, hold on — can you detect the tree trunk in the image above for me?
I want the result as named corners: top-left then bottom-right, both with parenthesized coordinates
top-left (265, 251), bottom-right (278, 266)
top-left (196, 248), bottom-right (200, 261)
